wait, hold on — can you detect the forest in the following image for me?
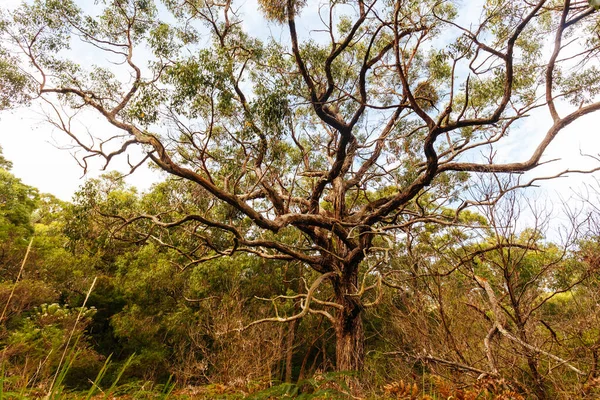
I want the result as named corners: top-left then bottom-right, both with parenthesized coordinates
top-left (2, 0), bottom-right (600, 398)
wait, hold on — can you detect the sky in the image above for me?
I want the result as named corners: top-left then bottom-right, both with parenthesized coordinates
top-left (0, 0), bottom-right (599, 217)
top-left (0, 107), bottom-right (162, 199)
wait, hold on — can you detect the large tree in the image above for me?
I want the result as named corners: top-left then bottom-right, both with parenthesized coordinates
top-left (2, 0), bottom-right (600, 371)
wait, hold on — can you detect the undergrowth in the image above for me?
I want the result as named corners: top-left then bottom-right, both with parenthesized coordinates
top-left (0, 359), bottom-right (545, 400)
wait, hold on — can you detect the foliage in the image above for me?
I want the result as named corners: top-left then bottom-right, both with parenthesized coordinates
top-left (2, 0), bottom-right (600, 398)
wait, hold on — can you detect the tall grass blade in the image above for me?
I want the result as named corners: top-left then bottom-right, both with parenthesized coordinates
top-left (159, 374), bottom-right (175, 399)
top-left (0, 236), bottom-right (33, 324)
top-left (46, 276), bottom-right (97, 398)
top-left (103, 353), bottom-right (135, 399)
top-left (85, 354), bottom-right (113, 400)
top-left (48, 349), bottom-right (80, 399)
top-left (0, 238), bottom-right (34, 399)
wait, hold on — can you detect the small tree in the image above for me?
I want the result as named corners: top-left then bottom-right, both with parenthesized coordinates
top-left (378, 181), bottom-right (600, 397)
top-left (2, 0), bottom-right (600, 372)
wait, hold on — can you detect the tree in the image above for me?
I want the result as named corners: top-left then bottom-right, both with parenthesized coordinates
top-left (2, 0), bottom-right (600, 372)
top-left (0, 146), bottom-right (12, 170)
top-left (375, 176), bottom-right (600, 397)
top-left (0, 46), bottom-right (30, 111)
top-left (0, 147), bottom-right (38, 269)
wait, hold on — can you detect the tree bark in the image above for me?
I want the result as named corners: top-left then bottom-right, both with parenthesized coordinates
top-left (333, 270), bottom-right (365, 371)
top-left (334, 305), bottom-right (364, 371)
top-left (284, 318), bottom-right (298, 382)
top-left (506, 272), bottom-right (547, 400)
top-left (326, 172), bottom-right (367, 372)
top-left (517, 325), bottom-right (546, 400)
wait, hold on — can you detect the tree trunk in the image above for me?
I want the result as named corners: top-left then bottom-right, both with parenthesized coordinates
top-left (330, 176), bottom-right (366, 372)
top-left (284, 318), bottom-right (298, 382)
top-left (334, 305), bottom-right (364, 371)
top-left (333, 270), bottom-right (365, 371)
top-left (507, 278), bottom-right (546, 400)
top-left (517, 326), bottom-right (546, 400)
